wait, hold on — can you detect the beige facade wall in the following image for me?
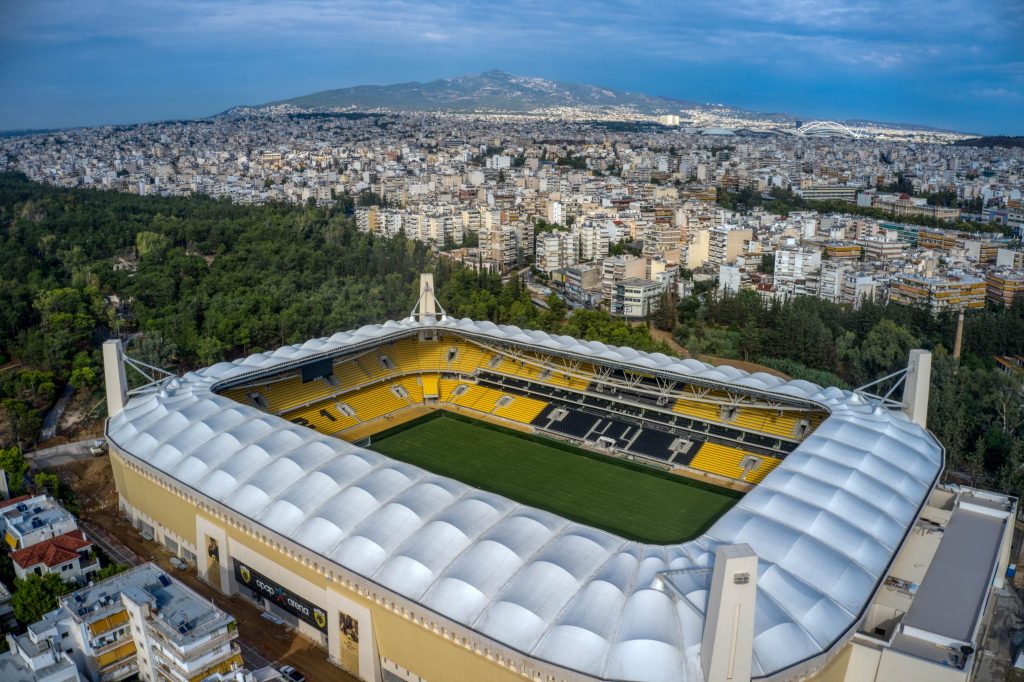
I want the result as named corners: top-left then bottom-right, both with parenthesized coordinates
top-left (109, 450), bottom-right (577, 682)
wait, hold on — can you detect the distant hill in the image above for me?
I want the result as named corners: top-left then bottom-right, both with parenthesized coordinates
top-left (247, 70), bottom-right (694, 114)
top-left (228, 70), bottom-right (964, 134)
top-left (953, 136), bottom-right (1024, 148)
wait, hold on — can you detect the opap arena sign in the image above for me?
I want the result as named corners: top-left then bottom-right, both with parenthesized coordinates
top-left (234, 560), bottom-right (328, 632)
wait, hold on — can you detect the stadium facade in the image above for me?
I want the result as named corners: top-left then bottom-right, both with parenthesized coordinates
top-left (102, 277), bottom-right (1015, 682)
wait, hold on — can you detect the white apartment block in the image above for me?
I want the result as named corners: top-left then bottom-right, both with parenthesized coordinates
top-left (535, 230), bottom-right (578, 273)
top-left (579, 222), bottom-right (611, 261)
top-left (1, 495), bottom-right (79, 551)
top-left (774, 248), bottom-right (822, 285)
top-left (46, 563), bottom-right (243, 682)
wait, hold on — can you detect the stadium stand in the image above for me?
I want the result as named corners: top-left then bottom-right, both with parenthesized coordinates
top-left (230, 333), bottom-right (819, 485)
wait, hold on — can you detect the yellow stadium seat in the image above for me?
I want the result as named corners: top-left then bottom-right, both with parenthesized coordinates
top-left (689, 442), bottom-right (781, 483)
top-left (492, 395), bottom-right (548, 424)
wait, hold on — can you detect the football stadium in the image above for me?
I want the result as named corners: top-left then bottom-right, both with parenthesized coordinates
top-left (102, 276), bottom-right (1016, 682)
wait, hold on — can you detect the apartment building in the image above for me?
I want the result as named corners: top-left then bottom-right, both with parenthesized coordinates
top-left (708, 226), bottom-right (753, 266)
top-left (579, 221), bottom-right (611, 261)
top-left (986, 272), bottom-right (1024, 308)
top-left (995, 248), bottom-right (1024, 270)
top-left (857, 237), bottom-right (905, 262)
top-left (535, 230), bottom-right (578, 273)
top-left (49, 563), bottom-right (243, 682)
top-left (795, 184), bottom-right (857, 203)
top-left (842, 272), bottom-right (878, 308)
top-left (562, 264), bottom-right (603, 308)
top-left (601, 255), bottom-right (647, 306)
top-left (0, 628), bottom-right (82, 682)
top-left (889, 273), bottom-right (986, 312)
top-left (818, 262), bottom-right (851, 303)
top-left (611, 278), bottom-right (664, 319)
top-left (1, 495), bottom-right (79, 551)
top-left (774, 247), bottom-right (822, 285)
top-left (824, 243), bottom-right (862, 260)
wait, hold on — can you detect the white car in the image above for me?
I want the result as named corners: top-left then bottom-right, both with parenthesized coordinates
top-left (279, 665), bottom-right (305, 682)
top-left (89, 439), bottom-right (107, 456)
top-left (169, 557), bottom-right (188, 570)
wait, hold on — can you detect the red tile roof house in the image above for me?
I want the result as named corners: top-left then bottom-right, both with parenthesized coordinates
top-left (11, 530), bottom-right (100, 585)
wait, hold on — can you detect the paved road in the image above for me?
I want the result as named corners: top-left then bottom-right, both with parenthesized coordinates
top-left (27, 440), bottom-right (97, 468)
top-left (41, 383), bottom-right (76, 440)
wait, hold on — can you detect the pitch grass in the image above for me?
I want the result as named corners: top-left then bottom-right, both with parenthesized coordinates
top-left (368, 412), bottom-right (740, 543)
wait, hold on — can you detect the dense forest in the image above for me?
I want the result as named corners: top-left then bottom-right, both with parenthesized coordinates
top-left (0, 172), bottom-right (666, 450)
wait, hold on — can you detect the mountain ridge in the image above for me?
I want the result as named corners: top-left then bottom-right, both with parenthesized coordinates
top-left (234, 69), bottom-right (961, 134)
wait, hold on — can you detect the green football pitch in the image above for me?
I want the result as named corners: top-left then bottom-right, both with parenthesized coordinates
top-left (368, 413), bottom-right (740, 543)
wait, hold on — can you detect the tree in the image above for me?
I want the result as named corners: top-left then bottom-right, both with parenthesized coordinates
top-left (12, 573), bottom-right (72, 624)
top-left (737, 322), bottom-right (763, 361)
top-left (984, 370), bottom-right (1024, 436)
top-left (965, 436), bottom-right (987, 486)
top-left (858, 319), bottom-right (918, 381)
top-left (998, 439), bottom-right (1024, 494)
top-left (542, 293), bottom-right (567, 329)
top-left (97, 563), bottom-right (127, 580)
top-left (2, 400), bottom-right (43, 450)
top-left (33, 471), bottom-right (60, 498)
top-left (0, 446), bottom-right (29, 495)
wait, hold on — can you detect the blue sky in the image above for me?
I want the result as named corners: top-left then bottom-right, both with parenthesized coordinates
top-left (1, 0), bottom-right (1022, 133)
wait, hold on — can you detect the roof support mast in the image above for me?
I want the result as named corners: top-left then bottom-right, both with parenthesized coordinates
top-left (409, 273), bottom-right (446, 323)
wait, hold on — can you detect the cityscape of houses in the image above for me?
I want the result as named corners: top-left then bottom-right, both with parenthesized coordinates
top-left (2, 111), bottom-right (1022, 319)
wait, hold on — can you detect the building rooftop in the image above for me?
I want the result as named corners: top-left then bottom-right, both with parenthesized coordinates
top-left (11, 530), bottom-right (91, 570)
top-left (0, 494), bottom-right (76, 540)
top-left (0, 631), bottom-right (79, 682)
top-left (61, 563), bottom-right (234, 647)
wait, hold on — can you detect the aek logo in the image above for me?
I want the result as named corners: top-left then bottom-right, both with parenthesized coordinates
top-left (314, 609), bottom-right (326, 629)
top-left (239, 566), bottom-right (251, 584)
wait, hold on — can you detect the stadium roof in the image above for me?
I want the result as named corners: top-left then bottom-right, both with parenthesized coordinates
top-left (107, 317), bottom-right (943, 682)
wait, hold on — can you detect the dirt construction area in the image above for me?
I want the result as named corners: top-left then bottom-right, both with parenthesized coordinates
top-left (54, 456), bottom-right (358, 682)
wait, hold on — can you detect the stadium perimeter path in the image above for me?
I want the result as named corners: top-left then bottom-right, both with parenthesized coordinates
top-left (84, 513), bottom-right (358, 682)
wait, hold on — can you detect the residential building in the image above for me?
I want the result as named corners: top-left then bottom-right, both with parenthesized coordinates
top-left (1, 495), bottom-right (79, 551)
top-left (601, 255), bottom-right (647, 306)
top-left (774, 247), bottom-right (822, 285)
top-left (51, 563), bottom-right (243, 682)
top-left (857, 237), bottom-right (905, 262)
top-left (535, 230), bottom-right (578, 273)
top-left (842, 272), bottom-right (878, 308)
top-left (11, 530), bottom-right (100, 585)
top-left (579, 222), bottom-right (611, 261)
top-left (611, 278), bottom-right (664, 318)
top-left (796, 184), bottom-right (857, 203)
top-left (824, 243), bottom-right (863, 260)
top-left (818, 262), bottom-right (850, 303)
top-left (0, 629), bottom-right (82, 682)
top-left (708, 226), bottom-right (753, 266)
top-left (562, 264), bottom-right (603, 308)
top-left (0, 580), bottom-right (15, 631)
top-left (718, 265), bottom-right (743, 295)
top-left (986, 272), bottom-right (1024, 308)
top-left (889, 273), bottom-right (986, 312)
top-left (995, 248), bottom-right (1024, 270)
